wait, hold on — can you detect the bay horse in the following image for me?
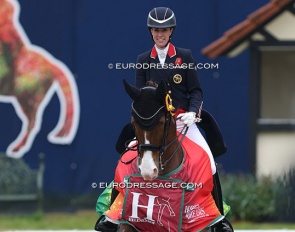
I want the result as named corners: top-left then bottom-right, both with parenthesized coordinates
top-left (124, 79), bottom-right (183, 181)
top-left (113, 80), bottom-right (224, 231)
top-left (0, 0), bottom-right (80, 158)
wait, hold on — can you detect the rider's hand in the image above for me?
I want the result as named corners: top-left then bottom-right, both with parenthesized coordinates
top-left (178, 112), bottom-right (196, 127)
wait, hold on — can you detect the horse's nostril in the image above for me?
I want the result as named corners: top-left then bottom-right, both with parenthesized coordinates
top-left (153, 168), bottom-right (158, 176)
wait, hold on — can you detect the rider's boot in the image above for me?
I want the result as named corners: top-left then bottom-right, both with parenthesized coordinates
top-left (214, 218), bottom-right (234, 232)
top-left (94, 216), bottom-right (117, 232)
top-left (94, 189), bottom-right (119, 231)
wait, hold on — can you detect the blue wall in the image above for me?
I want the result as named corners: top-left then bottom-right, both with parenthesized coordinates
top-left (0, 0), bottom-right (269, 197)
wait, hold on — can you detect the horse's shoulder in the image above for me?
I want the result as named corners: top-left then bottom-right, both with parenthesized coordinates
top-left (181, 136), bottom-right (210, 166)
top-left (115, 150), bottom-right (138, 183)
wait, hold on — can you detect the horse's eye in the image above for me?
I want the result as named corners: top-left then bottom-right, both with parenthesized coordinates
top-left (158, 120), bottom-right (165, 125)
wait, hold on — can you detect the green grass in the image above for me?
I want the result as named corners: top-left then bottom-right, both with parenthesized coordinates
top-left (232, 221), bottom-right (295, 230)
top-left (0, 210), bottom-right (98, 230)
top-left (1, 210), bottom-right (295, 230)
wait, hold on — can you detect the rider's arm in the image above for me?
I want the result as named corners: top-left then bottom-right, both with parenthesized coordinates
top-left (186, 50), bottom-right (203, 118)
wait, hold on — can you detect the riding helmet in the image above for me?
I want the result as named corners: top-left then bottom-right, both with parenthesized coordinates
top-left (147, 7), bottom-right (176, 29)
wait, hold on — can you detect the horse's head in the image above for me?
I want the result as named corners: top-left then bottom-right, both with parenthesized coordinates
top-left (123, 80), bottom-right (179, 181)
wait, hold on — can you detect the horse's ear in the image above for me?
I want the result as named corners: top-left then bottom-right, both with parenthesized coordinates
top-left (156, 80), bottom-right (167, 102)
top-left (123, 79), bottom-right (140, 100)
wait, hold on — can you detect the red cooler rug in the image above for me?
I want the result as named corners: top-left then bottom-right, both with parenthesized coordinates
top-left (104, 136), bottom-right (224, 232)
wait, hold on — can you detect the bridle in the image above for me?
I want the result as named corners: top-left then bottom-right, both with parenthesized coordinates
top-left (126, 104), bottom-right (188, 170)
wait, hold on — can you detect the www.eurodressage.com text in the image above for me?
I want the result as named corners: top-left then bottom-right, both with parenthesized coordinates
top-left (92, 181), bottom-right (203, 189)
top-left (108, 62), bottom-right (219, 70)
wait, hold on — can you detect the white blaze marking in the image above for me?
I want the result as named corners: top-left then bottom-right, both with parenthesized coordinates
top-left (138, 132), bottom-right (157, 179)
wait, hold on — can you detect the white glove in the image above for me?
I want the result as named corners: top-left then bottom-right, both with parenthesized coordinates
top-left (178, 112), bottom-right (196, 127)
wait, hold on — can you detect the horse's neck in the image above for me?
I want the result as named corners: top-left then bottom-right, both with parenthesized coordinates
top-left (0, 25), bottom-right (24, 52)
top-left (0, 24), bottom-right (24, 92)
top-left (160, 141), bottom-right (183, 176)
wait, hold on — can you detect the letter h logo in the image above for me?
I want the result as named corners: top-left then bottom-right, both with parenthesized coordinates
top-left (130, 192), bottom-right (157, 222)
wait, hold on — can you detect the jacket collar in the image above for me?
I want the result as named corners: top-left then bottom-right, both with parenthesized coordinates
top-left (150, 43), bottom-right (176, 59)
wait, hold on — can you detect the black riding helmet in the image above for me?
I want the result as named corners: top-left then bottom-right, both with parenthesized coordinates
top-left (147, 7), bottom-right (176, 43)
top-left (147, 7), bottom-right (176, 28)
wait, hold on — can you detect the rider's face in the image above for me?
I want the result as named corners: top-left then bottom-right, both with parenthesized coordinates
top-left (151, 28), bottom-right (173, 49)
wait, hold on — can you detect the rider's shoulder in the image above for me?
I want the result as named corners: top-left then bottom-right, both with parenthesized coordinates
top-left (137, 49), bottom-right (152, 60)
top-left (175, 47), bottom-right (193, 56)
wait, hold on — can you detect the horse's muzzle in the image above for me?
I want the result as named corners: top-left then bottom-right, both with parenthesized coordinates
top-left (139, 167), bottom-right (158, 181)
top-left (138, 151), bottom-right (159, 180)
